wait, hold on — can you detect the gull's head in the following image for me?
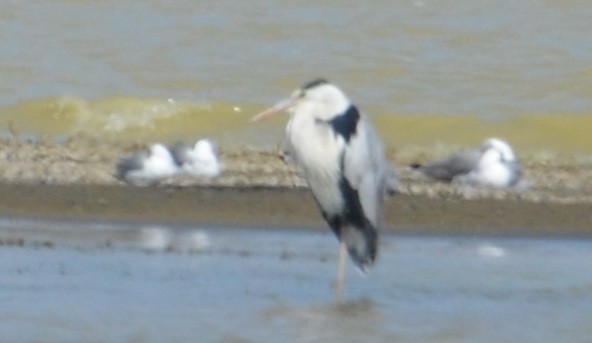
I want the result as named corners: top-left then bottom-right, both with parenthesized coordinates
top-left (251, 79), bottom-right (351, 122)
top-left (478, 147), bottom-right (503, 168)
top-left (483, 138), bottom-right (516, 162)
top-left (193, 139), bottom-right (217, 161)
top-left (183, 139), bottom-right (221, 178)
top-left (149, 143), bottom-right (173, 160)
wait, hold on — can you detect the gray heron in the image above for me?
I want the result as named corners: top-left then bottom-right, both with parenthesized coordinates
top-left (252, 79), bottom-right (396, 301)
top-left (412, 138), bottom-right (522, 187)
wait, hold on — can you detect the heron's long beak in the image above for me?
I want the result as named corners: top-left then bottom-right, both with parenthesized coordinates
top-left (250, 98), bottom-right (293, 122)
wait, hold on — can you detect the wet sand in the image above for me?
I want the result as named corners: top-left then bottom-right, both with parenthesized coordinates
top-left (0, 136), bottom-right (591, 237)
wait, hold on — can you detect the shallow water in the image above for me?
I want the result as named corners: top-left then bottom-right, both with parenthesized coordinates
top-left (1, 1), bottom-right (592, 152)
top-left (1, 219), bottom-right (591, 342)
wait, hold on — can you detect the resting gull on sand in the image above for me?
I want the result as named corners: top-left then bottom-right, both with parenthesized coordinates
top-left (412, 138), bottom-right (522, 188)
top-left (116, 143), bottom-right (179, 185)
top-left (170, 139), bottom-right (221, 178)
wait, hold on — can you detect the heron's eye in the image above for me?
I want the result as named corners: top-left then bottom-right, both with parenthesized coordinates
top-left (291, 89), bottom-right (306, 99)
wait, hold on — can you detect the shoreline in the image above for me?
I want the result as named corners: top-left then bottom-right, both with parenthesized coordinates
top-left (0, 137), bottom-right (591, 238)
top-left (0, 183), bottom-right (590, 238)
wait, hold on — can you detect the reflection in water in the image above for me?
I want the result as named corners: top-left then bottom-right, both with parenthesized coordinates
top-left (263, 298), bottom-right (392, 343)
top-left (140, 226), bottom-right (172, 252)
top-left (139, 226), bottom-right (211, 253)
top-left (0, 217), bottom-right (211, 253)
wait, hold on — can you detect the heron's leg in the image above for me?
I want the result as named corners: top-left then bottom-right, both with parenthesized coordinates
top-left (335, 241), bottom-right (347, 303)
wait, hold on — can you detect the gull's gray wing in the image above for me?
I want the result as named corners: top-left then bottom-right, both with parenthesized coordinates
top-left (416, 148), bottom-right (483, 182)
top-left (116, 149), bottom-right (149, 180)
top-left (169, 142), bottom-right (192, 167)
top-left (507, 160), bottom-right (523, 186)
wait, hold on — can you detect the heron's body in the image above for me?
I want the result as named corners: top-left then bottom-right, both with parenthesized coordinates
top-left (253, 79), bottom-right (396, 299)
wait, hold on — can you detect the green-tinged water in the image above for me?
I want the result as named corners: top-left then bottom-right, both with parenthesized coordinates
top-left (1, 96), bottom-right (257, 145)
top-left (2, 97), bottom-right (591, 154)
top-left (1, 1), bottom-right (591, 153)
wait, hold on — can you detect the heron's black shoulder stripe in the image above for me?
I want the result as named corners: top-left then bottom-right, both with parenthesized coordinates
top-left (330, 105), bottom-right (360, 143)
top-left (301, 78), bottom-right (328, 90)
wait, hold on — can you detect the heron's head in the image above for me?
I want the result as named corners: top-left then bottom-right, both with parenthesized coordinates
top-left (251, 79), bottom-right (350, 122)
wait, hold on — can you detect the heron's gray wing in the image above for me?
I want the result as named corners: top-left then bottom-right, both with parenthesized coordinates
top-left (116, 150), bottom-right (148, 180)
top-left (341, 115), bottom-right (391, 227)
top-left (420, 148), bottom-right (482, 181)
top-left (339, 114), bottom-right (393, 270)
top-left (170, 142), bottom-right (191, 167)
